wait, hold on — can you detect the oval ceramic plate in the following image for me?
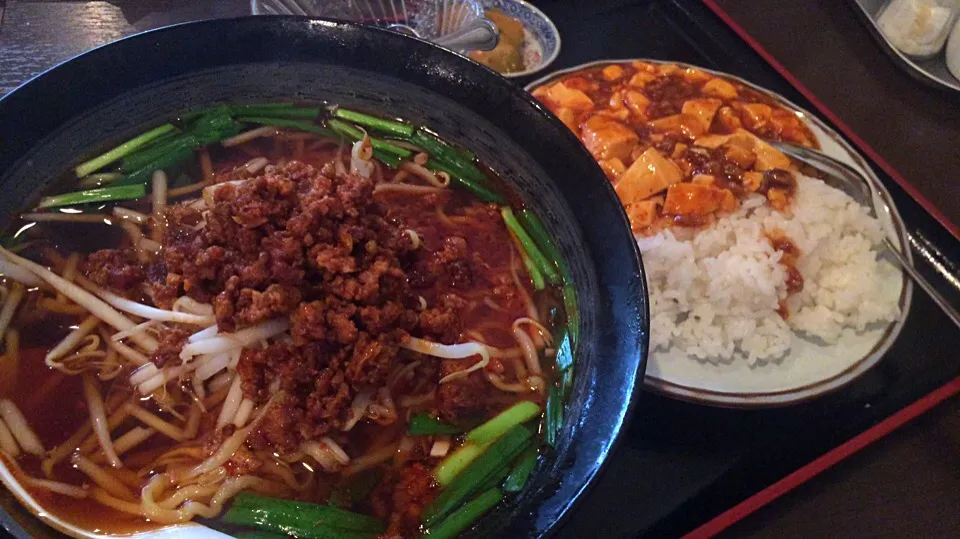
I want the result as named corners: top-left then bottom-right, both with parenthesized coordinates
top-left (527, 59), bottom-right (914, 408)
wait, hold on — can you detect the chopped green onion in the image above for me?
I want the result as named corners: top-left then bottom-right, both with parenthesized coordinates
top-left (409, 414), bottom-right (461, 436)
top-left (435, 401), bottom-right (539, 485)
top-left (435, 443), bottom-right (485, 486)
top-left (511, 231), bottom-right (545, 290)
top-left (423, 426), bottom-right (531, 527)
top-left (501, 207), bottom-right (560, 284)
top-left (411, 130), bottom-right (458, 163)
top-left (117, 107), bottom-right (238, 184)
top-left (562, 365), bottom-right (575, 397)
top-left (553, 327), bottom-right (575, 398)
top-left (427, 160), bottom-right (502, 204)
top-left (327, 120), bottom-right (412, 157)
top-left (189, 105), bottom-right (241, 145)
top-left (476, 463), bottom-right (511, 493)
top-left (454, 145), bottom-right (477, 162)
top-left (77, 172), bottom-right (124, 189)
top-left (176, 111), bottom-right (203, 123)
top-left (237, 116), bottom-right (338, 140)
top-left (129, 129), bottom-right (180, 156)
top-left (517, 209), bottom-right (563, 271)
top-left (411, 130), bottom-right (486, 183)
top-left (545, 386), bottom-right (563, 447)
top-left (519, 248), bottom-right (545, 290)
top-left (563, 283), bottom-right (578, 350)
top-left (467, 401), bottom-right (540, 446)
top-left (230, 492), bottom-right (384, 532)
top-left (555, 329), bottom-right (574, 373)
top-left (120, 135), bottom-right (191, 173)
top-left (504, 446), bottom-right (538, 493)
top-left (333, 108), bottom-right (414, 138)
top-left (117, 146), bottom-right (195, 187)
top-left (385, 138), bottom-right (424, 152)
top-left (423, 488), bottom-right (503, 539)
top-left (223, 492), bottom-right (384, 538)
top-left (36, 184), bottom-right (146, 209)
top-left (74, 123), bottom-right (177, 177)
top-left (372, 148), bottom-right (403, 169)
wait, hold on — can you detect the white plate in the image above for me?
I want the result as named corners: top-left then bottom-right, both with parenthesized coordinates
top-left (527, 59), bottom-right (914, 408)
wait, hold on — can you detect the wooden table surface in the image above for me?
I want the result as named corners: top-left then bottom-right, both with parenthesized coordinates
top-left (0, 1), bottom-right (958, 537)
top-left (709, 1), bottom-right (960, 537)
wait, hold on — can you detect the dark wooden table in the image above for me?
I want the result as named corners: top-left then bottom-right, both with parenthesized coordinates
top-left (709, 1), bottom-right (960, 537)
top-left (0, 1), bottom-right (958, 537)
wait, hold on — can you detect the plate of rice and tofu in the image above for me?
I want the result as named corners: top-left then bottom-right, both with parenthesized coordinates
top-left (529, 60), bottom-right (913, 407)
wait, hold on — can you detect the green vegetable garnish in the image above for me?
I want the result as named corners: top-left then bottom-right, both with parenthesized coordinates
top-left (545, 386), bottom-right (563, 447)
top-left (408, 413), bottom-right (461, 436)
top-left (423, 488), bottom-right (503, 539)
top-left (423, 426), bottom-right (531, 527)
top-left (334, 108), bottom-right (414, 138)
top-left (36, 184), bottom-right (146, 209)
top-left (222, 492), bottom-right (384, 539)
top-left (327, 119), bottom-right (412, 158)
top-left (504, 445), bottom-right (538, 492)
top-left (435, 402), bottom-right (540, 485)
top-left (466, 401), bottom-right (540, 446)
top-left (427, 160), bottom-right (502, 204)
top-left (237, 116), bottom-right (338, 139)
top-left (501, 207), bottom-right (561, 284)
top-left (74, 123), bottom-right (177, 177)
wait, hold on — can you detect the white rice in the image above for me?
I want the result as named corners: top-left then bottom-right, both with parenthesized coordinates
top-left (638, 174), bottom-right (902, 365)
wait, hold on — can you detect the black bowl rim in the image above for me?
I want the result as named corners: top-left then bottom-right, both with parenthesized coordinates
top-left (0, 15), bottom-right (649, 538)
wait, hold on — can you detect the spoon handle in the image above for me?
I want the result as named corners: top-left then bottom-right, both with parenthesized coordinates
top-left (770, 140), bottom-right (960, 329)
top-left (433, 18), bottom-right (500, 52)
top-left (884, 237), bottom-right (960, 329)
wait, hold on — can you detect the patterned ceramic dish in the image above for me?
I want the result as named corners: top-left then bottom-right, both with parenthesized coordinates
top-left (250, 0), bottom-right (485, 43)
top-left (249, 0), bottom-right (560, 78)
top-left (474, 0), bottom-right (561, 78)
top-left (527, 59), bottom-right (914, 408)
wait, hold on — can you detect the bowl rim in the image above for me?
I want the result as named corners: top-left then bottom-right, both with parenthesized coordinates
top-left (0, 16), bottom-right (647, 539)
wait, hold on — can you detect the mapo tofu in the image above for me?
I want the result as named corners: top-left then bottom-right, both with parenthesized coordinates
top-left (531, 61), bottom-right (817, 233)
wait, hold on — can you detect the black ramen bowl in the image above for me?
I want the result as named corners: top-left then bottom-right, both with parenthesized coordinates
top-left (0, 16), bottom-right (648, 539)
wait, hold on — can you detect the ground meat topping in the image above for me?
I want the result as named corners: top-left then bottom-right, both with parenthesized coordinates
top-left (155, 161), bottom-right (462, 452)
top-left (149, 327), bottom-right (191, 367)
top-left (419, 294), bottom-right (466, 345)
top-left (370, 462), bottom-right (438, 537)
top-left (436, 357), bottom-right (493, 425)
top-left (83, 248), bottom-right (145, 294)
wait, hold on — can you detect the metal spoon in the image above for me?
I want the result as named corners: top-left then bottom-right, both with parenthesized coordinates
top-left (389, 18), bottom-right (500, 52)
top-left (770, 140), bottom-right (960, 329)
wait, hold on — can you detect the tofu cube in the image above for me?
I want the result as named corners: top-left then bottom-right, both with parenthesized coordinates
top-left (702, 78), bottom-right (739, 99)
top-left (545, 82), bottom-right (594, 112)
top-left (681, 98), bottom-right (723, 132)
top-left (581, 115), bottom-right (639, 161)
top-left (614, 147), bottom-right (683, 203)
top-left (662, 182), bottom-right (726, 215)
